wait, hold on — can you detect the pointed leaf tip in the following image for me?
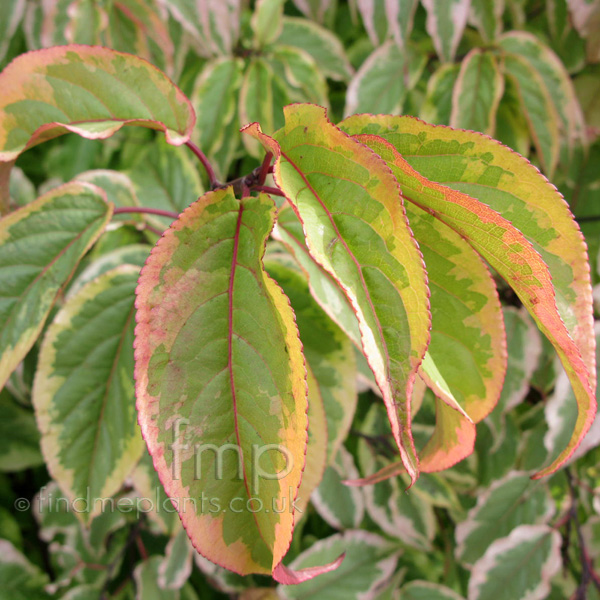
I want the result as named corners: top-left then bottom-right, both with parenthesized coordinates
top-left (272, 553), bottom-right (345, 584)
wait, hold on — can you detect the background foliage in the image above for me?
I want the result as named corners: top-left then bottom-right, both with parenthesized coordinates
top-left (1, 0), bottom-right (600, 599)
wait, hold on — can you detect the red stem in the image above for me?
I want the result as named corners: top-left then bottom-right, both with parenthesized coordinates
top-left (252, 185), bottom-right (285, 197)
top-left (258, 152), bottom-right (273, 186)
top-left (113, 206), bottom-right (179, 220)
top-left (185, 140), bottom-right (219, 188)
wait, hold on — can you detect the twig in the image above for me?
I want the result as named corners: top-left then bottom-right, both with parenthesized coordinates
top-left (252, 185), bottom-right (285, 197)
top-left (185, 140), bottom-right (219, 189)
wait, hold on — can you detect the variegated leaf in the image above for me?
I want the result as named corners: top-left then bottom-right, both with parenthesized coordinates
top-left (0, 182), bottom-right (112, 390)
top-left (455, 471), bottom-right (555, 566)
top-left (33, 266), bottom-right (144, 523)
top-left (400, 581), bottom-right (466, 600)
top-left (0, 45), bottom-right (195, 211)
top-left (501, 53), bottom-right (560, 176)
top-left (339, 115), bottom-right (596, 478)
top-left (135, 188), bottom-right (309, 577)
top-left (450, 49), bottom-right (504, 135)
top-left (265, 258), bottom-right (357, 464)
top-left (345, 41), bottom-right (426, 117)
top-left (278, 531), bottom-right (399, 599)
top-left (422, 0), bottom-right (471, 63)
top-left (251, 0), bottom-right (285, 48)
top-left (499, 31), bottom-right (586, 155)
top-left (158, 0), bottom-right (240, 57)
top-left (386, 0), bottom-right (420, 48)
top-left (277, 17), bottom-right (353, 82)
top-left (312, 446), bottom-right (365, 530)
top-left (468, 525), bottom-right (561, 600)
top-left (0, 0), bottom-right (25, 63)
top-left (244, 104), bottom-right (432, 484)
top-left (421, 64), bottom-right (460, 125)
top-left (191, 58), bottom-right (243, 180)
top-left (469, 0), bottom-right (504, 41)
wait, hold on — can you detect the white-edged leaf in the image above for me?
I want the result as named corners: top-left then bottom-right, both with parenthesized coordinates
top-left (468, 525), bottom-right (561, 600)
top-left (422, 0), bottom-right (471, 62)
top-left (312, 447), bottom-right (365, 530)
top-left (278, 531), bottom-right (400, 600)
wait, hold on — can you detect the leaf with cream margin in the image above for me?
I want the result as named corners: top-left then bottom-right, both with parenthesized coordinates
top-left (0, 45), bottom-right (195, 212)
top-left (567, 0), bottom-right (600, 62)
top-left (157, 0), bottom-right (240, 57)
top-left (501, 53), bottom-right (560, 177)
top-left (468, 0), bottom-right (504, 41)
top-left (135, 187), bottom-right (340, 580)
top-left (406, 202), bottom-right (506, 423)
top-left (312, 446), bottom-right (365, 530)
top-left (278, 531), bottom-right (399, 599)
top-left (346, 397), bottom-right (476, 485)
top-left (499, 31), bottom-right (586, 155)
top-left (455, 471), bottom-right (555, 566)
top-left (485, 308), bottom-right (542, 441)
top-left (543, 323), bottom-right (600, 468)
top-left (32, 266), bottom-right (144, 523)
top-left (0, 0), bottom-right (25, 63)
top-left (244, 104), bottom-right (432, 485)
top-left (421, 64), bottom-right (460, 125)
top-left (290, 0), bottom-right (334, 24)
top-left (468, 525), bottom-right (561, 600)
top-left (400, 581), bottom-right (466, 600)
top-left (191, 58), bottom-right (244, 180)
top-left (339, 116), bottom-right (596, 478)
top-left (345, 41), bottom-right (427, 117)
top-left (0, 539), bottom-right (51, 600)
top-left (358, 435), bottom-right (436, 551)
top-left (276, 17), bottom-right (353, 82)
top-left (421, 0), bottom-right (471, 63)
top-left (386, 0), bottom-right (420, 48)
top-left (158, 528), bottom-right (194, 591)
top-left (251, 0), bottom-right (285, 48)
top-left (265, 258), bottom-right (356, 464)
top-left (0, 181), bottom-right (112, 390)
top-left (450, 49), bottom-right (504, 135)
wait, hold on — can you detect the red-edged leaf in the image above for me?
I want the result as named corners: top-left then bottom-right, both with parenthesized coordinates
top-left (243, 104), bottom-right (432, 485)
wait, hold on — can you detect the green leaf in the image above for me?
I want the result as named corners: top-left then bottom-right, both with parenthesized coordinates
top-left (455, 472), bottom-right (554, 566)
top-left (501, 53), bottom-right (560, 176)
top-left (421, 63), bottom-right (460, 125)
top-left (345, 41), bottom-right (426, 117)
top-left (0, 540), bottom-right (51, 600)
top-left (191, 58), bottom-right (244, 179)
top-left (9, 167), bottom-right (36, 208)
top-left (499, 31), bottom-right (586, 156)
top-left (312, 447), bottom-right (365, 530)
top-left (277, 17), bottom-right (353, 82)
top-left (469, 0), bottom-right (504, 42)
top-left (290, 0), bottom-right (334, 24)
top-left (0, 389), bottom-right (43, 471)
top-left (0, 181), bottom-right (112, 390)
top-left (494, 77), bottom-right (531, 156)
top-left (339, 115), bottom-right (596, 478)
top-left (567, 0), bottom-right (600, 62)
top-left (32, 266), bottom-right (144, 522)
top-left (277, 531), bottom-right (400, 600)
top-left (265, 257), bottom-right (357, 464)
top-left (468, 525), bottom-right (561, 600)
top-left (244, 105), bottom-right (432, 484)
top-left (400, 581), bottom-right (465, 600)
top-left (422, 0), bottom-right (471, 62)
top-left (356, 0), bottom-right (389, 46)
top-left (134, 188), bottom-right (307, 576)
top-left (0, 45), bottom-right (195, 210)
top-left (450, 49), bottom-right (504, 135)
